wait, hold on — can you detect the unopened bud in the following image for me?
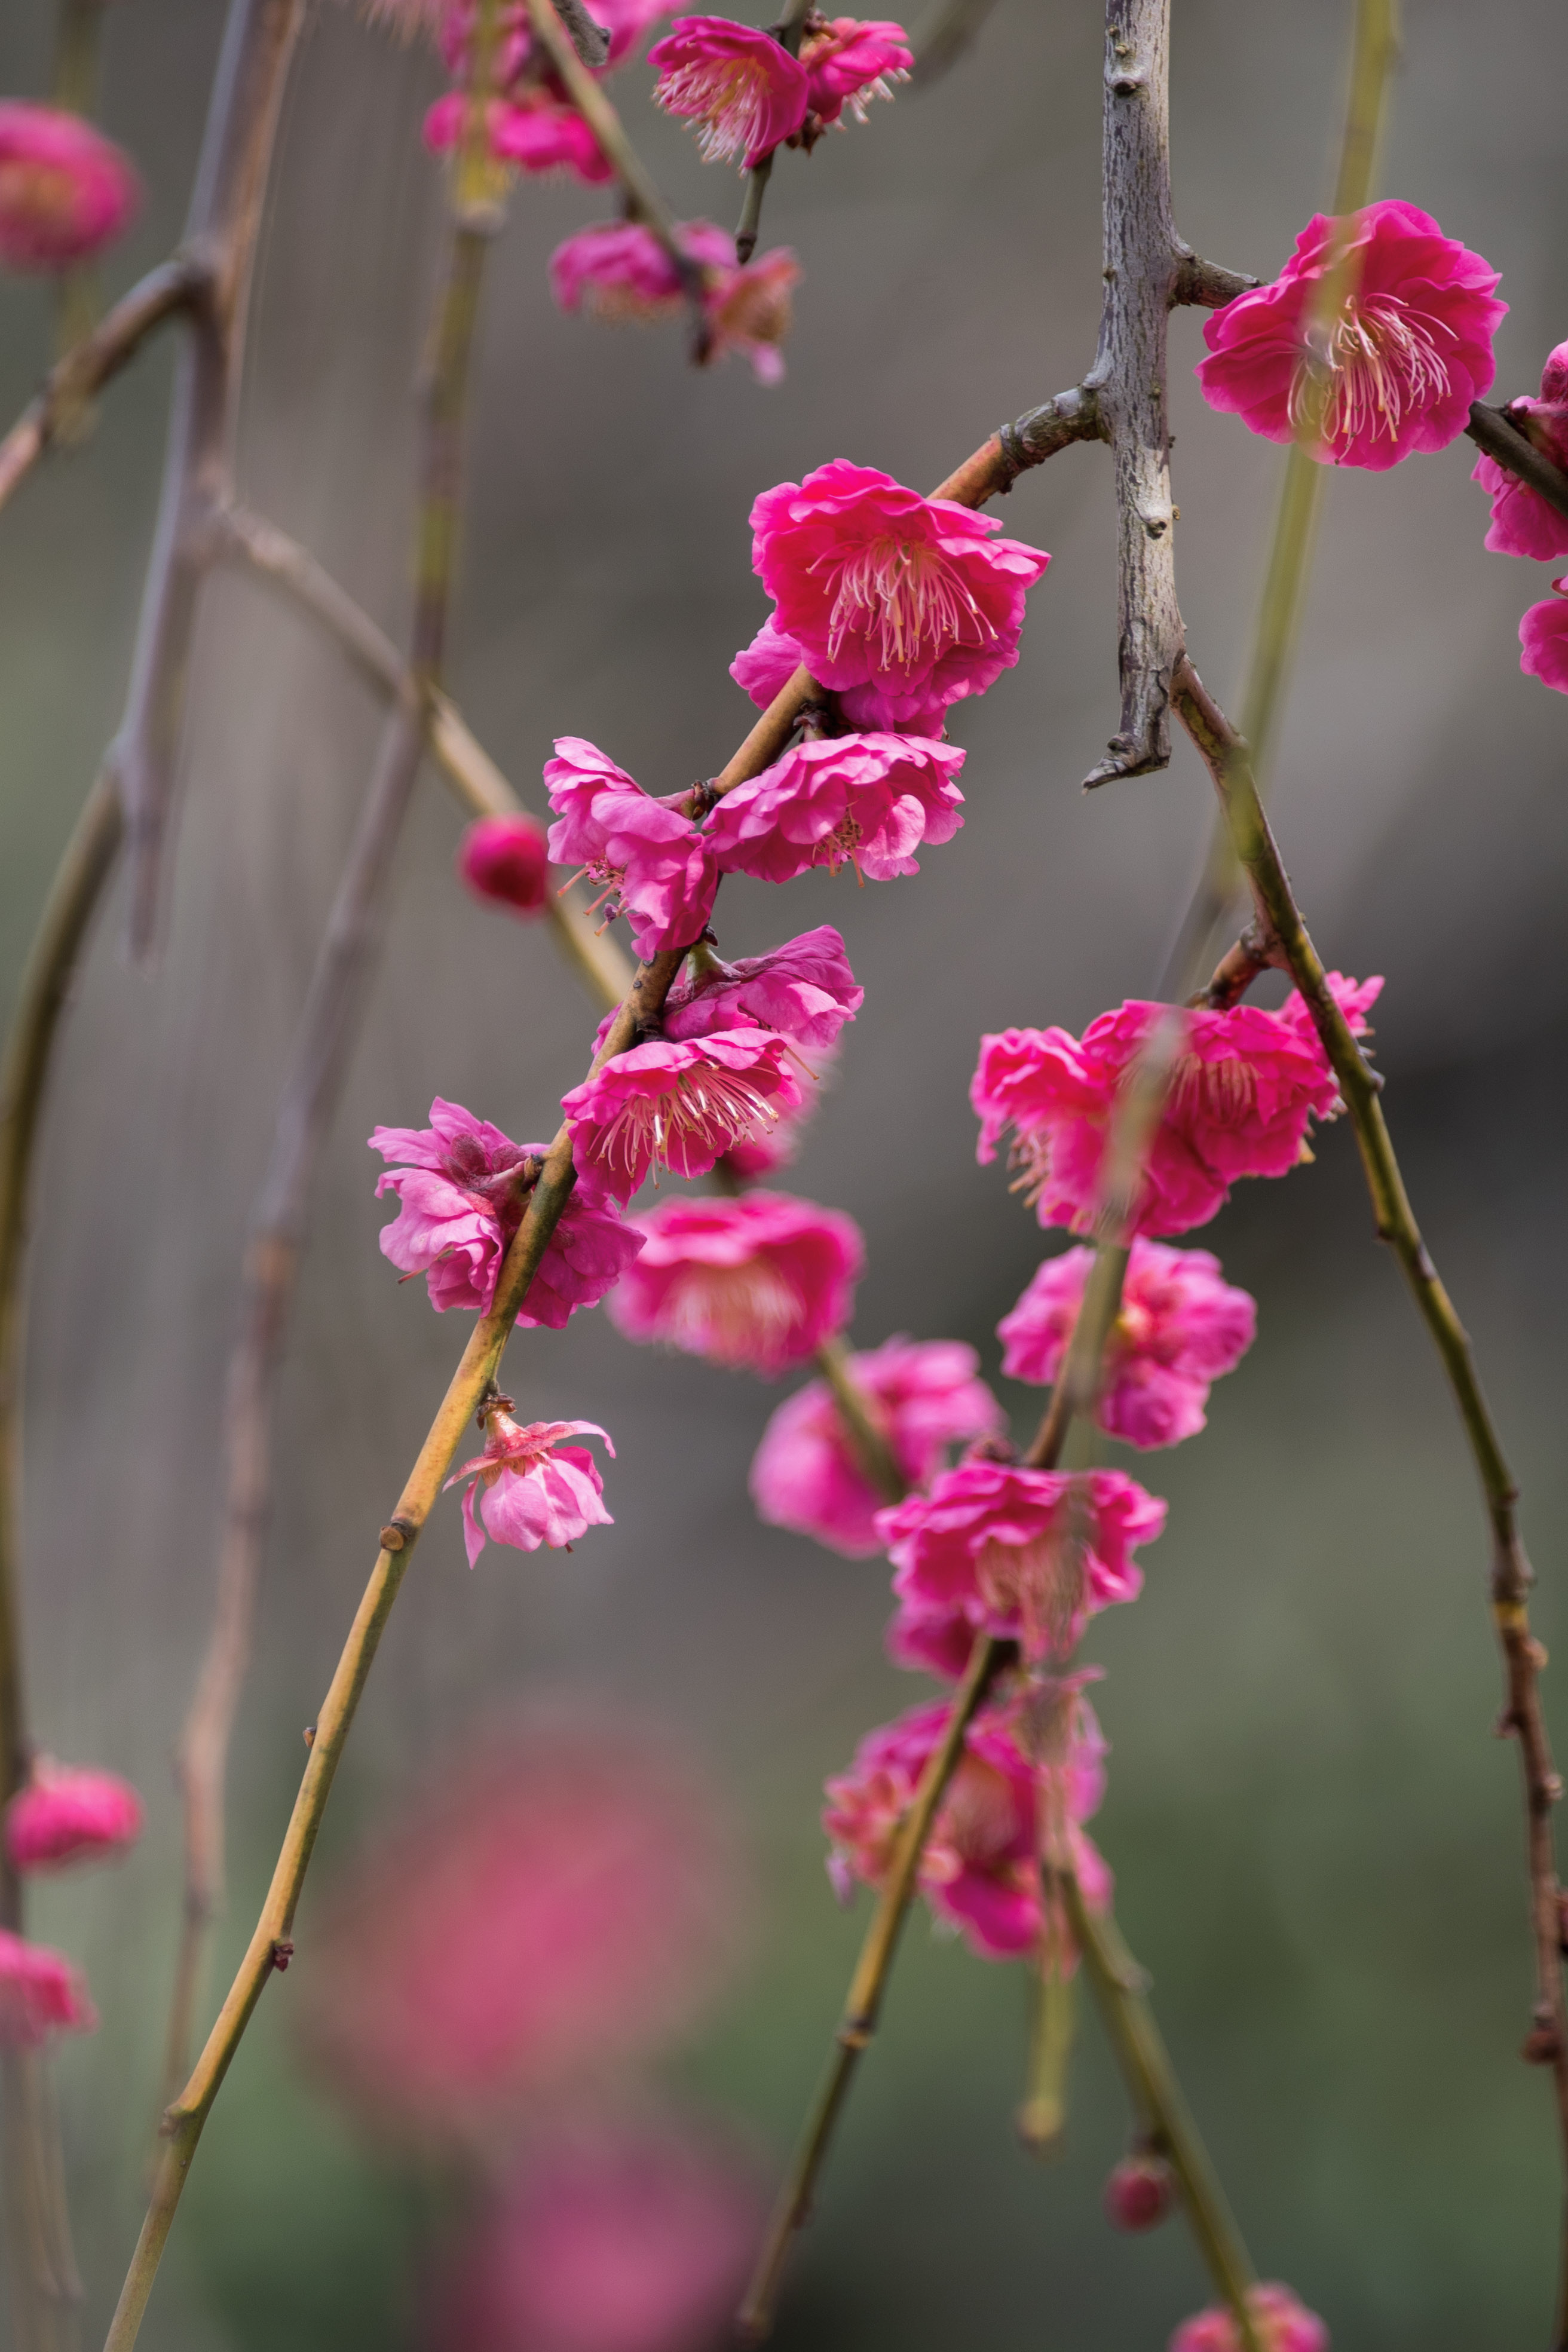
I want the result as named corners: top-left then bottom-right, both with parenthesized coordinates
top-left (1104, 2153), bottom-right (1175, 2231)
top-left (457, 814), bottom-right (550, 917)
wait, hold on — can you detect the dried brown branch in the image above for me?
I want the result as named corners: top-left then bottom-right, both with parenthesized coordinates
top-left (1466, 400), bottom-right (1568, 525)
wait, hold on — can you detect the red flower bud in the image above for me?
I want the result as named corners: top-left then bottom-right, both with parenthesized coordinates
top-left (1104, 2154), bottom-right (1175, 2231)
top-left (457, 814), bottom-right (550, 917)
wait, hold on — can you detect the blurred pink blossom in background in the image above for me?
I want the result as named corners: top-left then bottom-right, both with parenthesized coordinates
top-left (608, 1191), bottom-right (863, 1373)
top-left (5, 1759), bottom-right (143, 1871)
top-left (458, 814), bottom-right (552, 916)
top-left (0, 102), bottom-right (140, 272)
top-left (0, 1930), bottom-right (96, 2045)
top-left (1168, 2282), bottom-right (1330, 2352)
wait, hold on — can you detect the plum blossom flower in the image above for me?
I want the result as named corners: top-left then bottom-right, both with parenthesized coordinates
top-left (822, 1692), bottom-right (1110, 1959)
top-left (749, 461), bottom-right (1049, 719)
top-left (424, 91), bottom-right (613, 182)
top-left (297, 1718), bottom-right (746, 2136)
top-left (998, 1239), bottom-right (1257, 1448)
top-left (549, 218), bottom-right (733, 320)
top-left (1197, 200), bottom-right (1504, 470)
top-left (648, 16), bottom-right (810, 167)
top-left (1169, 2283), bottom-right (1330, 2352)
top-left (562, 1031), bottom-right (806, 1203)
top-left (1472, 343), bottom-right (1568, 560)
top-left (545, 738), bottom-right (718, 958)
top-left (701, 732), bottom-right (965, 883)
top-left (371, 1099), bottom-right (643, 1327)
top-left (1520, 578), bottom-right (1568, 693)
top-left (5, 1760), bottom-right (143, 1872)
top-left (445, 1403), bottom-right (614, 1565)
top-left (608, 1192), bottom-right (863, 1374)
top-left (718, 1042), bottom-right (836, 1184)
top-left (703, 247), bottom-right (801, 384)
top-left (457, 813), bottom-right (550, 916)
top-left (750, 1336), bottom-right (1002, 1557)
top-left (972, 975), bottom-right (1383, 1239)
top-left (730, 614), bottom-right (951, 734)
top-left (0, 103), bottom-right (140, 273)
top-left (799, 16), bottom-right (912, 129)
top-left (662, 926), bottom-right (863, 1051)
top-left (425, 2109), bottom-right (761, 2352)
top-left (0, 1930), bottom-right (96, 2045)
top-left (880, 1460), bottom-right (1166, 1665)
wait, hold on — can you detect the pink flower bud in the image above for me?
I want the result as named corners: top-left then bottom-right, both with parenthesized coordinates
top-left (0, 1929), bottom-right (96, 2045)
top-left (456, 814), bottom-right (550, 916)
top-left (1103, 2152), bottom-right (1175, 2231)
top-left (5, 1760), bottom-right (143, 1872)
top-left (0, 103), bottom-right (140, 273)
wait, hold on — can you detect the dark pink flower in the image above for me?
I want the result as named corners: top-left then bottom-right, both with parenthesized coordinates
top-left (424, 92), bottom-right (613, 182)
top-left (799, 16), bottom-right (912, 127)
top-left (425, 2110), bottom-right (761, 2352)
top-left (0, 103), bottom-right (139, 272)
top-left (5, 1761), bottom-right (142, 1872)
top-left (998, 1238), bottom-right (1256, 1448)
top-left (662, 924), bottom-right (863, 1051)
top-left (1472, 342), bottom-right (1568, 559)
top-left (545, 737), bottom-right (718, 959)
top-left (549, 218), bottom-right (734, 321)
top-left (648, 16), bottom-right (810, 167)
top-left (703, 247), bottom-right (801, 384)
top-left (880, 1460), bottom-right (1166, 1664)
top-left (297, 1719), bottom-right (746, 2137)
top-left (1520, 577), bottom-right (1568, 693)
top-left (562, 1031), bottom-right (805, 1203)
top-left (972, 975), bottom-right (1382, 1239)
top-left (749, 460), bottom-right (1049, 716)
top-left (445, 1405), bottom-right (614, 1564)
top-left (1169, 2284), bottom-right (1330, 2352)
top-left (0, 1930), bottom-right (96, 2045)
top-left (750, 1336), bottom-right (1002, 1557)
top-left (702, 732), bottom-right (965, 883)
top-left (457, 813), bottom-right (550, 916)
top-left (1198, 200), bottom-right (1504, 470)
top-left (608, 1192), bottom-right (862, 1373)
top-left (1104, 2154), bottom-right (1175, 2231)
top-left (371, 1098), bottom-right (643, 1327)
top-left (730, 615), bottom-right (951, 734)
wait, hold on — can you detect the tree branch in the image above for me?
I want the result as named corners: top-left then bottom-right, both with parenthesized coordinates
top-left (1466, 401), bottom-right (1568, 526)
top-left (1169, 252), bottom-right (1258, 308)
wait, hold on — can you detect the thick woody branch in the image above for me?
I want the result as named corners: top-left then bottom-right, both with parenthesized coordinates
top-left (1466, 401), bottom-right (1568, 526)
top-left (1169, 252), bottom-right (1258, 309)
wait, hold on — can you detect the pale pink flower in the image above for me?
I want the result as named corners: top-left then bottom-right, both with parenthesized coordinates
top-left (445, 1406), bottom-right (614, 1565)
top-left (545, 737), bottom-right (718, 958)
top-left (1198, 200), bottom-right (1503, 470)
top-left (5, 1760), bottom-right (142, 1872)
top-left (608, 1192), bottom-right (862, 1374)
top-left (799, 16), bottom-right (912, 128)
top-left (703, 247), bottom-right (801, 385)
top-left (1471, 342), bottom-right (1568, 559)
top-left (297, 1720), bottom-right (746, 2137)
top-left (702, 731), bottom-right (965, 883)
top-left (371, 1099), bottom-right (643, 1327)
top-left (749, 460), bottom-right (1050, 717)
top-left (880, 1460), bottom-right (1166, 1664)
top-left (425, 2110), bottom-right (761, 2352)
top-left (750, 1336), bottom-right (1002, 1557)
top-left (561, 1031), bottom-right (805, 1203)
top-left (648, 16), bottom-right (809, 167)
top-left (662, 924), bottom-right (862, 1051)
top-left (972, 975), bottom-right (1383, 1239)
top-left (0, 103), bottom-right (139, 272)
top-left (0, 1930), bottom-right (96, 2045)
top-left (424, 92), bottom-right (613, 182)
top-left (998, 1238), bottom-right (1256, 1448)
top-left (1520, 578), bottom-right (1568, 693)
top-left (549, 218), bottom-right (734, 321)
top-left (1169, 2283), bottom-right (1330, 2352)
top-left (1104, 2153), bottom-right (1175, 2231)
top-left (457, 813), bottom-right (550, 915)
top-left (730, 614), bottom-right (951, 734)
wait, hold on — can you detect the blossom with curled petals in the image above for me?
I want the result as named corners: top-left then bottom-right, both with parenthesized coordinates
top-left (6, 1762), bottom-right (142, 1872)
top-left (608, 1192), bottom-right (863, 1373)
top-left (702, 733), bottom-right (965, 883)
top-left (649, 16), bottom-right (810, 167)
top-left (545, 737), bottom-right (717, 958)
top-left (1521, 578), bottom-right (1568, 693)
top-left (799, 16), bottom-right (912, 128)
top-left (445, 1406), bottom-right (614, 1565)
top-left (662, 926), bottom-right (862, 1051)
top-left (1169, 2283), bottom-right (1330, 2352)
top-left (0, 1931), bottom-right (96, 2046)
top-left (1197, 200), bottom-right (1503, 469)
top-left (1472, 342), bottom-right (1568, 559)
top-left (0, 103), bottom-right (140, 272)
top-left (730, 614), bottom-right (951, 736)
top-left (561, 1032), bottom-right (805, 1203)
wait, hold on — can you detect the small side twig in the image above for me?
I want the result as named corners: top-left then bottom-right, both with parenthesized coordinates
top-left (1466, 401), bottom-right (1568, 526)
top-left (733, 0), bottom-right (813, 264)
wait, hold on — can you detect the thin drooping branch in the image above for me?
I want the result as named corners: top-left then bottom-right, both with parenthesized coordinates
top-left (733, 0), bottom-right (813, 265)
top-left (1466, 401), bottom-right (1568, 524)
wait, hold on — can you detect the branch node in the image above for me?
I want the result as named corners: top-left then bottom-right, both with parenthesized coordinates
top-left (268, 1938), bottom-right (295, 1973)
top-left (378, 1515), bottom-right (416, 1553)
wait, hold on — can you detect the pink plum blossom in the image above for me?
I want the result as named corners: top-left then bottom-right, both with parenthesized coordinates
top-left (879, 1460), bottom-right (1167, 1664)
top-left (371, 1099), bottom-right (643, 1327)
top-left (1197, 200), bottom-right (1504, 470)
top-left (425, 2110), bottom-right (761, 2352)
top-left (822, 1692), bottom-right (1110, 1959)
top-left (457, 813), bottom-right (550, 915)
top-left (718, 1042), bottom-right (836, 1184)
top-left (701, 732), bottom-right (965, 883)
top-left (800, 16), bottom-right (912, 128)
top-left (1169, 2283), bottom-right (1330, 2352)
top-left (549, 218), bottom-right (734, 321)
top-left (561, 1031), bottom-right (804, 1202)
top-left (1472, 343), bottom-right (1568, 559)
top-left (298, 1719), bottom-right (746, 2137)
top-left (424, 92), bottom-right (613, 182)
top-left (0, 103), bottom-right (140, 272)
top-left (648, 16), bottom-right (810, 168)
top-left (608, 1192), bottom-right (863, 1373)
top-left (1520, 578), bottom-right (1568, 693)
top-left (0, 1930), bottom-right (96, 2045)
top-left (749, 460), bottom-right (1049, 719)
top-left (730, 614), bottom-right (951, 734)
top-left (972, 975), bottom-right (1383, 1239)
top-left (703, 247), bottom-right (801, 384)
top-left (750, 1336), bottom-right (1002, 1557)
top-left (662, 926), bottom-right (862, 1051)
top-left (545, 737), bottom-right (718, 958)
top-left (5, 1760), bottom-right (143, 1872)
top-left (998, 1238), bottom-right (1257, 1448)
top-left (445, 1406), bottom-right (614, 1566)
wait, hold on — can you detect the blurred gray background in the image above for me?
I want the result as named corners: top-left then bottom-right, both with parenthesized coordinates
top-left (2, 0), bottom-right (1567, 2343)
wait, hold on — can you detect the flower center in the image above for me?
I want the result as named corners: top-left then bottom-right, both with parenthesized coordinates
top-left (1290, 292), bottom-right (1454, 448)
top-left (818, 536), bottom-right (994, 673)
top-left (811, 811), bottom-right (865, 878)
top-left (655, 1256), bottom-right (806, 1364)
top-left (594, 1067), bottom-right (779, 1187)
top-left (660, 59), bottom-right (770, 162)
top-left (1168, 1051), bottom-right (1258, 1127)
